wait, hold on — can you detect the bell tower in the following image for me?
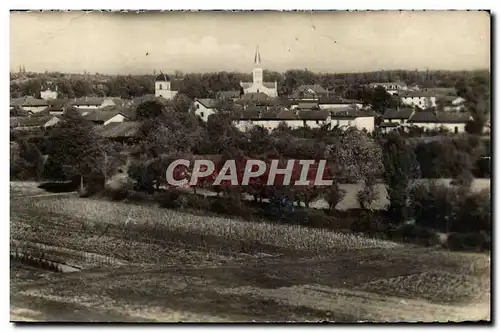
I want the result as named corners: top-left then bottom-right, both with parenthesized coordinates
top-left (252, 45), bottom-right (263, 86)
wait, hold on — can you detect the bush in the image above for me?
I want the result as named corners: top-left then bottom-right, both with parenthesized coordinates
top-left (38, 181), bottom-right (79, 193)
top-left (126, 190), bottom-right (151, 203)
top-left (446, 232), bottom-right (490, 251)
top-left (350, 211), bottom-right (389, 235)
top-left (104, 187), bottom-right (130, 201)
top-left (298, 209), bottom-right (332, 228)
top-left (155, 190), bottom-right (182, 209)
top-left (210, 197), bottom-right (251, 217)
top-left (186, 194), bottom-right (211, 211)
top-left (388, 224), bottom-right (439, 246)
top-left (454, 189), bottom-right (491, 234)
top-left (409, 182), bottom-right (461, 232)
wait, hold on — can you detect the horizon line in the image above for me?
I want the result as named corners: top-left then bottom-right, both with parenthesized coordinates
top-left (10, 67), bottom-right (491, 76)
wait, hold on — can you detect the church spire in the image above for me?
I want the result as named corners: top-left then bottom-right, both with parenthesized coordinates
top-left (254, 45), bottom-right (261, 65)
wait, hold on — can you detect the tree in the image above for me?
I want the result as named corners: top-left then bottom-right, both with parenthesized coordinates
top-left (366, 86), bottom-right (398, 114)
top-left (382, 132), bottom-right (420, 223)
top-left (357, 175), bottom-right (379, 211)
top-left (325, 182), bottom-right (346, 211)
top-left (326, 128), bottom-right (384, 183)
top-left (172, 93), bottom-right (193, 113)
top-left (43, 108), bottom-right (106, 190)
top-left (10, 140), bottom-right (44, 180)
top-left (136, 100), bottom-right (165, 120)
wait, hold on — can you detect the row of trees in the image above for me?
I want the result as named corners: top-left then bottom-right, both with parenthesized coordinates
top-left (10, 69), bottom-right (489, 101)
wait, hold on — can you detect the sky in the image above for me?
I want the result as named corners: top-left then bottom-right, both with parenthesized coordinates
top-left (10, 10), bottom-right (491, 74)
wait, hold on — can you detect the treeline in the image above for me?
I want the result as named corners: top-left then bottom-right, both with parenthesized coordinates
top-left (10, 69), bottom-right (490, 100)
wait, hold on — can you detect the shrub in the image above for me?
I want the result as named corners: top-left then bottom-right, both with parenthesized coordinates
top-left (209, 196), bottom-right (251, 217)
top-left (155, 190), bottom-right (181, 209)
top-left (324, 183), bottom-right (346, 211)
top-left (446, 232), bottom-right (490, 251)
top-left (38, 181), bottom-right (79, 193)
top-left (454, 189), bottom-right (491, 234)
top-left (300, 209), bottom-right (332, 228)
top-left (409, 182), bottom-right (461, 232)
top-left (186, 194), bottom-right (211, 211)
top-left (357, 177), bottom-right (379, 210)
top-left (388, 224), bottom-right (439, 246)
top-left (104, 187), bottom-right (130, 201)
top-left (126, 190), bottom-right (151, 203)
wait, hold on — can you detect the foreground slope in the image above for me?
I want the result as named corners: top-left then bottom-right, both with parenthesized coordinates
top-left (10, 183), bottom-right (491, 322)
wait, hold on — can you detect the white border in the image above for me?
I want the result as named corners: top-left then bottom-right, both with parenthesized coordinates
top-left (2, 1), bottom-right (497, 331)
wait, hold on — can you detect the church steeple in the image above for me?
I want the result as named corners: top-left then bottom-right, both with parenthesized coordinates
top-left (254, 45), bottom-right (261, 65)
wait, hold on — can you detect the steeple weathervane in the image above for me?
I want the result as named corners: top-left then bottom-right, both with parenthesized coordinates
top-left (254, 45), bottom-right (261, 65)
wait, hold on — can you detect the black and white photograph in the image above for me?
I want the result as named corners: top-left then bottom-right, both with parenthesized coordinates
top-left (9, 10), bottom-right (491, 323)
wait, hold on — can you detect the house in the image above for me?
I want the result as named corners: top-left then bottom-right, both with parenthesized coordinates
top-left (10, 96), bottom-right (49, 114)
top-left (154, 73), bottom-right (179, 100)
top-left (231, 105), bottom-right (374, 133)
top-left (291, 102), bottom-right (320, 111)
top-left (400, 87), bottom-right (459, 109)
top-left (217, 90), bottom-right (241, 100)
top-left (382, 108), bottom-right (415, 125)
top-left (440, 96), bottom-right (466, 112)
top-left (10, 115), bottom-right (61, 132)
top-left (95, 121), bottom-right (141, 144)
top-left (101, 97), bottom-right (125, 108)
top-left (328, 109), bottom-right (376, 133)
top-left (45, 99), bottom-right (69, 115)
top-left (290, 84), bottom-right (328, 100)
top-left (406, 111), bottom-right (472, 133)
top-left (240, 92), bottom-right (272, 103)
top-left (70, 97), bottom-right (105, 110)
top-left (368, 82), bottom-right (408, 95)
top-left (298, 110), bottom-right (331, 129)
top-left (318, 98), bottom-right (363, 111)
top-left (231, 109), bottom-right (261, 132)
top-left (379, 122), bottom-right (400, 133)
top-left (232, 108), bottom-right (303, 132)
top-left (239, 46), bottom-right (278, 98)
top-left (40, 88), bottom-right (58, 100)
top-left (83, 109), bottom-right (129, 126)
top-left (400, 91), bottom-right (437, 109)
top-left (193, 98), bottom-right (220, 122)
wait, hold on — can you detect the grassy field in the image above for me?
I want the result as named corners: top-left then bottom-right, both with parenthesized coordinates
top-left (10, 182), bottom-right (491, 322)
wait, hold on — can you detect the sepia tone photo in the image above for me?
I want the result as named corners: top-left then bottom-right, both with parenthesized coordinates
top-left (9, 10), bottom-right (491, 323)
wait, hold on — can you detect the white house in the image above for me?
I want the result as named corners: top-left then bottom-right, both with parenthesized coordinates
top-left (71, 97), bottom-right (105, 110)
top-left (328, 109), bottom-right (376, 133)
top-left (290, 102), bottom-right (320, 111)
top-left (406, 111), bottom-right (472, 133)
top-left (40, 88), bottom-right (58, 100)
top-left (400, 91), bottom-right (437, 109)
top-left (83, 109), bottom-right (129, 126)
top-left (368, 82), bottom-right (408, 95)
top-left (318, 99), bottom-right (363, 111)
top-left (239, 46), bottom-right (278, 98)
top-left (441, 96), bottom-right (466, 112)
top-left (10, 96), bottom-right (49, 113)
top-left (299, 110), bottom-right (331, 129)
top-left (101, 97), bottom-right (124, 108)
top-left (194, 99), bottom-right (219, 122)
top-left (154, 73), bottom-right (178, 100)
top-left (233, 109), bottom-right (305, 132)
top-left (382, 108), bottom-right (415, 125)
